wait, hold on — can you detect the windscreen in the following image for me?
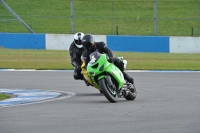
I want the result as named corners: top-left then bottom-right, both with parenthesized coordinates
top-left (89, 51), bottom-right (101, 64)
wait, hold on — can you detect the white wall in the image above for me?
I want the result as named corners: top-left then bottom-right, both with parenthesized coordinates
top-left (170, 37), bottom-right (200, 53)
top-left (46, 34), bottom-right (73, 50)
top-left (45, 34), bottom-right (107, 50)
top-left (93, 35), bottom-right (107, 44)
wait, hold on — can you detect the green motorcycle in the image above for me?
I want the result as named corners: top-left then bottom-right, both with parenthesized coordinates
top-left (83, 51), bottom-right (137, 103)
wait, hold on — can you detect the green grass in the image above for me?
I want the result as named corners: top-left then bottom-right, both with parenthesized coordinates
top-left (0, 93), bottom-right (11, 100)
top-left (0, 0), bottom-right (199, 36)
top-left (0, 48), bottom-right (200, 70)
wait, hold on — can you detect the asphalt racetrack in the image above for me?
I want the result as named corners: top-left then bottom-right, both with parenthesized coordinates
top-left (0, 71), bottom-right (200, 133)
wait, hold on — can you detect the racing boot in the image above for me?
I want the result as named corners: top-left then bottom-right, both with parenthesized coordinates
top-left (123, 72), bottom-right (134, 84)
top-left (123, 72), bottom-right (135, 92)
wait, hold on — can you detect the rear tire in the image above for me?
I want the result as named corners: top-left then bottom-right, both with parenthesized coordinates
top-left (99, 78), bottom-right (117, 103)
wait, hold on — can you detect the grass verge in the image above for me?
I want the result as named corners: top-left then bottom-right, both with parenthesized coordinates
top-left (0, 48), bottom-right (200, 70)
top-left (0, 93), bottom-right (11, 101)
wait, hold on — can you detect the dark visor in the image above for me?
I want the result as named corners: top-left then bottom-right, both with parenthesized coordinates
top-left (74, 39), bottom-right (81, 45)
top-left (83, 42), bottom-right (92, 50)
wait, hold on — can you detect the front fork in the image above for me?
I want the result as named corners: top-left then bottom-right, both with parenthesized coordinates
top-left (104, 75), bottom-right (129, 98)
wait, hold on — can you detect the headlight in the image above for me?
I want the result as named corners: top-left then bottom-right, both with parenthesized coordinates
top-left (89, 72), bottom-right (95, 76)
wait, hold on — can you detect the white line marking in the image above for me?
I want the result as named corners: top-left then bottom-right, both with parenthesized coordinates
top-left (0, 89), bottom-right (75, 108)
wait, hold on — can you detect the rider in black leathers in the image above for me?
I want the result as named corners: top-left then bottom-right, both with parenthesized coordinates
top-left (69, 32), bottom-right (85, 80)
top-left (81, 34), bottom-right (134, 85)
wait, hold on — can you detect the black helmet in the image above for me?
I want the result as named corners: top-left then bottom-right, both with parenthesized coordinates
top-left (82, 34), bottom-right (94, 51)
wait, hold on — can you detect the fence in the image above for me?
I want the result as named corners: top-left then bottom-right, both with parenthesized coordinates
top-left (0, 0), bottom-right (200, 36)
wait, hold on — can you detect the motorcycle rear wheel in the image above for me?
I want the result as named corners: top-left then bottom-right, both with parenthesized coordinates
top-left (99, 78), bottom-right (118, 103)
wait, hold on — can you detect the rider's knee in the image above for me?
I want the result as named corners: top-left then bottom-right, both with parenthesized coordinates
top-left (74, 68), bottom-right (83, 80)
top-left (114, 58), bottom-right (124, 71)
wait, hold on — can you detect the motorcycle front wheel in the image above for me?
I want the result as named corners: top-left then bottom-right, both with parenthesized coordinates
top-left (98, 78), bottom-right (118, 103)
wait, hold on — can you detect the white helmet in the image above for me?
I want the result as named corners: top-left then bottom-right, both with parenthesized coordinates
top-left (74, 32), bottom-right (84, 48)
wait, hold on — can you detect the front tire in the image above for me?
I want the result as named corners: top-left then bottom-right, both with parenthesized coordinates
top-left (98, 78), bottom-right (117, 103)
